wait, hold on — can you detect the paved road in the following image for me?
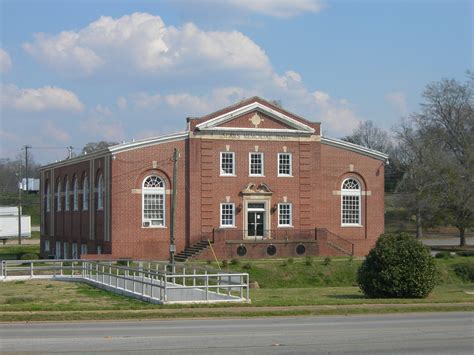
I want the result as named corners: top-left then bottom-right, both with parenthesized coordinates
top-left (1, 312), bottom-right (473, 354)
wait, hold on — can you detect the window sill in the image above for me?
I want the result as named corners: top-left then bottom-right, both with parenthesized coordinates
top-left (219, 225), bottom-right (236, 229)
top-left (277, 175), bottom-right (293, 177)
top-left (341, 224), bottom-right (363, 228)
top-left (141, 226), bottom-right (167, 229)
top-left (220, 174), bottom-right (236, 177)
top-left (278, 225), bottom-right (294, 228)
top-left (249, 174), bottom-right (265, 177)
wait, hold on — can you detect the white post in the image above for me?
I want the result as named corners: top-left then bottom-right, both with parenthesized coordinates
top-left (205, 271), bottom-right (209, 301)
top-left (30, 262), bottom-right (33, 278)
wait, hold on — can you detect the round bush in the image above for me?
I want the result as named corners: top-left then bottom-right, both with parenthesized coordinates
top-left (20, 253), bottom-right (39, 260)
top-left (357, 232), bottom-right (437, 298)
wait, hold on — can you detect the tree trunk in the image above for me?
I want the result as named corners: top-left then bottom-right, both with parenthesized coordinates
top-left (459, 227), bottom-right (466, 247)
top-left (416, 209), bottom-right (423, 238)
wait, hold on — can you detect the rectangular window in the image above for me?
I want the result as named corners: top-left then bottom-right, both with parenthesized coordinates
top-left (63, 242), bottom-right (69, 259)
top-left (220, 203), bottom-right (235, 227)
top-left (220, 152), bottom-right (235, 176)
top-left (278, 153), bottom-right (292, 176)
top-left (72, 243), bottom-right (78, 259)
top-left (278, 203), bottom-right (292, 227)
top-left (342, 195), bottom-right (360, 225)
top-left (97, 246), bottom-right (102, 255)
top-left (143, 194), bottom-right (164, 226)
top-left (249, 152), bottom-right (264, 176)
top-left (44, 240), bottom-right (50, 253)
top-left (55, 241), bottom-right (61, 259)
top-left (80, 244), bottom-right (88, 255)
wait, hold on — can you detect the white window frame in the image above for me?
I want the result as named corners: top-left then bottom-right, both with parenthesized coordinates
top-left (97, 174), bottom-right (104, 210)
top-left (44, 240), bottom-right (50, 253)
top-left (97, 246), bottom-right (102, 255)
top-left (55, 180), bottom-right (61, 212)
top-left (80, 244), bottom-right (88, 255)
top-left (341, 178), bottom-right (362, 227)
top-left (249, 152), bottom-right (264, 176)
top-left (278, 153), bottom-right (292, 177)
top-left (82, 175), bottom-right (89, 211)
top-left (45, 182), bottom-right (51, 212)
top-left (220, 152), bottom-right (235, 176)
top-left (220, 203), bottom-right (235, 228)
top-left (64, 178), bottom-right (70, 211)
top-left (142, 175), bottom-right (166, 228)
top-left (73, 177), bottom-right (79, 211)
top-left (278, 203), bottom-right (293, 227)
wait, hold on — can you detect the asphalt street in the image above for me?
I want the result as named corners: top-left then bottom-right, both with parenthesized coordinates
top-left (1, 312), bottom-right (473, 354)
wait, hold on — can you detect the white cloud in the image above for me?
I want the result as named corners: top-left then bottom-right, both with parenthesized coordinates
top-left (0, 84), bottom-right (84, 112)
top-left (44, 121), bottom-right (70, 142)
top-left (0, 49), bottom-right (12, 73)
top-left (222, 0), bottom-right (325, 18)
top-left (385, 91), bottom-right (408, 115)
top-left (94, 104), bottom-right (112, 116)
top-left (23, 13), bottom-right (271, 77)
top-left (116, 96), bottom-right (127, 110)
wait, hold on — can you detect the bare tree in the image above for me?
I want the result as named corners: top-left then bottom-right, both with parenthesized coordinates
top-left (81, 141), bottom-right (118, 154)
top-left (396, 75), bottom-right (474, 245)
top-left (342, 120), bottom-right (393, 153)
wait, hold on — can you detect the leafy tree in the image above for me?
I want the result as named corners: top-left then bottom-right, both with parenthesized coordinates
top-left (81, 141), bottom-right (118, 154)
top-left (357, 232), bottom-right (437, 298)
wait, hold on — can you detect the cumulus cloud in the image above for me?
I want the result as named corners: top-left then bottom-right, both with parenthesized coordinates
top-left (0, 49), bottom-right (12, 73)
top-left (0, 84), bottom-right (84, 112)
top-left (23, 12), bottom-right (271, 77)
top-left (225, 0), bottom-right (325, 18)
top-left (116, 97), bottom-right (127, 110)
top-left (385, 91), bottom-right (408, 115)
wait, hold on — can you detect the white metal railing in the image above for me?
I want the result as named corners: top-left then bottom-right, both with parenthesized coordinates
top-left (0, 259), bottom-right (250, 304)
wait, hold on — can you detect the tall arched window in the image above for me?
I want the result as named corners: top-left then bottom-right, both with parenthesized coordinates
top-left (45, 181), bottom-right (51, 212)
top-left (341, 178), bottom-right (361, 226)
top-left (142, 175), bottom-right (165, 227)
top-left (55, 179), bottom-right (61, 212)
top-left (64, 178), bottom-right (70, 211)
top-left (82, 175), bottom-right (89, 211)
top-left (97, 174), bottom-right (104, 210)
top-left (73, 176), bottom-right (79, 211)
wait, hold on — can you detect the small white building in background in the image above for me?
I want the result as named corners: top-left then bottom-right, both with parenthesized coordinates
top-left (20, 178), bottom-right (40, 193)
top-left (0, 207), bottom-right (31, 238)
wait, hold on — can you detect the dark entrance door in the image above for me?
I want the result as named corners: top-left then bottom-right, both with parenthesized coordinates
top-left (248, 211), bottom-right (264, 238)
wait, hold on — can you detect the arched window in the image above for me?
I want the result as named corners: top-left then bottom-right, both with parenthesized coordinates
top-left (73, 176), bottom-right (79, 211)
top-left (97, 174), bottom-right (104, 210)
top-left (64, 178), bottom-right (70, 211)
top-left (142, 175), bottom-right (165, 227)
top-left (82, 175), bottom-right (89, 211)
top-left (45, 181), bottom-right (51, 212)
top-left (55, 179), bottom-right (61, 212)
top-left (341, 178), bottom-right (361, 226)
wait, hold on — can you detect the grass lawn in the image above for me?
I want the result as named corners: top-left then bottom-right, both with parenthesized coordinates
top-left (0, 255), bottom-right (473, 321)
top-left (0, 244), bottom-right (40, 260)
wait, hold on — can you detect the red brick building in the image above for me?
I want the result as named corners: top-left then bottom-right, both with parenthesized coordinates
top-left (40, 97), bottom-right (388, 261)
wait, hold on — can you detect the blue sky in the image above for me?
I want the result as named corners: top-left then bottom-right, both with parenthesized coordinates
top-left (0, 0), bottom-right (472, 163)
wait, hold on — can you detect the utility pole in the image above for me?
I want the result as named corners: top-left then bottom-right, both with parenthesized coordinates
top-left (169, 148), bottom-right (179, 266)
top-left (16, 172), bottom-right (22, 245)
top-left (24, 145), bottom-right (31, 193)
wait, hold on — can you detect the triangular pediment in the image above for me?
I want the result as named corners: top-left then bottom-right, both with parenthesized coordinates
top-left (195, 101), bottom-right (315, 134)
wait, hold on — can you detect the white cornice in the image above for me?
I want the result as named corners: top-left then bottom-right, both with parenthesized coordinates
top-left (196, 102), bottom-right (315, 133)
top-left (40, 132), bottom-right (188, 171)
top-left (321, 137), bottom-right (389, 161)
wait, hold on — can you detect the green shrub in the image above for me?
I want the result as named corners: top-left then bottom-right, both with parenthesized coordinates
top-left (357, 232), bottom-right (437, 298)
top-left (20, 253), bottom-right (39, 260)
top-left (435, 251), bottom-right (454, 259)
top-left (453, 263), bottom-right (474, 282)
top-left (323, 256), bottom-right (332, 266)
top-left (457, 251), bottom-right (474, 257)
top-left (287, 258), bottom-right (294, 264)
top-left (305, 256), bottom-right (313, 266)
top-left (206, 259), bottom-right (212, 265)
top-left (230, 258), bottom-right (240, 265)
top-left (221, 260), bottom-right (228, 268)
top-left (242, 262), bottom-right (252, 270)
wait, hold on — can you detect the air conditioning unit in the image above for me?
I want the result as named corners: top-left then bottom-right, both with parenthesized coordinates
top-left (143, 221), bottom-right (150, 227)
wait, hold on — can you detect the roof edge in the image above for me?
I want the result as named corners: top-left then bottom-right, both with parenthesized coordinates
top-left (321, 137), bottom-right (389, 161)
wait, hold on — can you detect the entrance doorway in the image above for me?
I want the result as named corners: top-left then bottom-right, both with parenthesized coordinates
top-left (247, 202), bottom-right (265, 238)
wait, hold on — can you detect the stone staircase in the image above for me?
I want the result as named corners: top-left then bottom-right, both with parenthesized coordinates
top-left (174, 240), bottom-right (213, 262)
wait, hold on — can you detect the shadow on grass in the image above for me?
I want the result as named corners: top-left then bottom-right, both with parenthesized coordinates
top-left (327, 294), bottom-right (365, 300)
